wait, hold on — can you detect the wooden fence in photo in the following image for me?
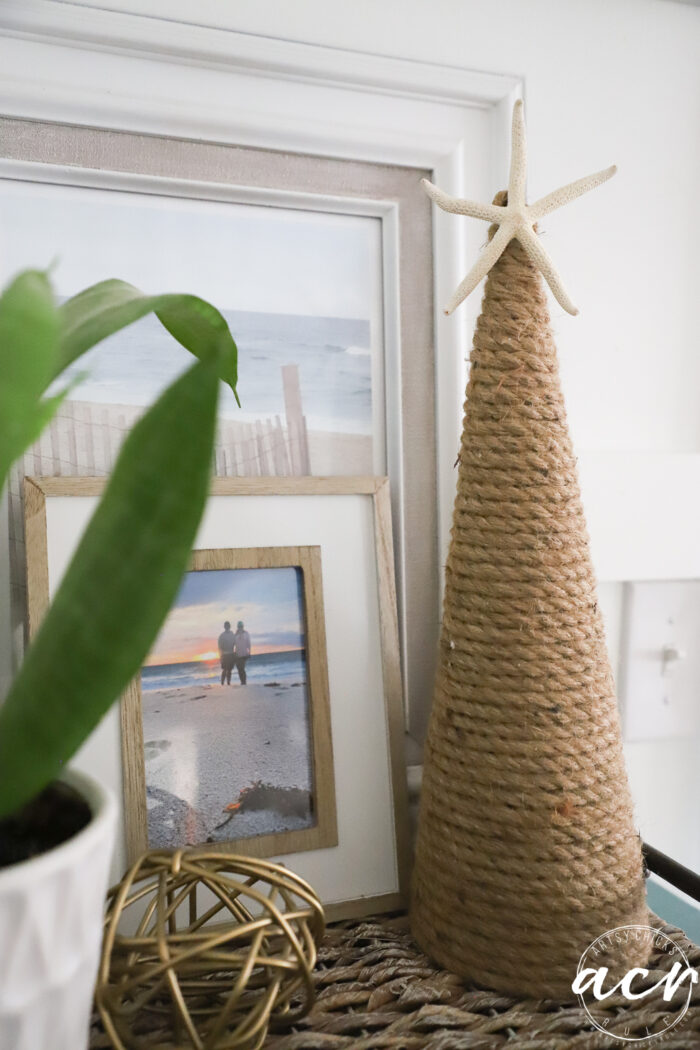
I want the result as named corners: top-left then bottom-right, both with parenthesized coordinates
top-left (7, 364), bottom-right (311, 651)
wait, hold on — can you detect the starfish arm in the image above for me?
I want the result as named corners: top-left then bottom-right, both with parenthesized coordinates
top-left (508, 99), bottom-right (527, 206)
top-left (529, 164), bottom-right (617, 220)
top-left (444, 223), bottom-right (514, 315)
top-left (421, 179), bottom-right (504, 223)
top-left (516, 226), bottom-right (579, 316)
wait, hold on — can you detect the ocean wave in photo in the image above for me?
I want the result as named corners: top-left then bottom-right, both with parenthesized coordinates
top-left (50, 308), bottom-right (374, 435)
top-left (141, 648), bottom-right (306, 692)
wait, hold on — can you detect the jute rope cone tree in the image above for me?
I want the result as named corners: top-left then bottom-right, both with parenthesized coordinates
top-left (411, 102), bottom-right (649, 998)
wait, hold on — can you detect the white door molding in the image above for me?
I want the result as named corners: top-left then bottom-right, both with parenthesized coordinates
top-left (0, 0), bottom-right (517, 110)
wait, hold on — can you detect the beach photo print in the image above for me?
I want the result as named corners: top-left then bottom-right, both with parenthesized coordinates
top-left (121, 546), bottom-right (338, 860)
top-left (1, 177), bottom-right (383, 481)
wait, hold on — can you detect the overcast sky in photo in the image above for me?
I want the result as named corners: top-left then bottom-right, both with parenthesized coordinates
top-left (0, 179), bottom-right (380, 320)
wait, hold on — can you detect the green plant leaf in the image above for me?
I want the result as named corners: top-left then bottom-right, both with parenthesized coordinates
top-left (0, 271), bottom-right (60, 489)
top-left (0, 360), bottom-right (220, 817)
top-left (56, 279), bottom-right (239, 401)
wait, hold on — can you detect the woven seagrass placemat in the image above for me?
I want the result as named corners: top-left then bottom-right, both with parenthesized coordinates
top-left (90, 912), bottom-right (700, 1050)
top-left (263, 913), bottom-right (700, 1050)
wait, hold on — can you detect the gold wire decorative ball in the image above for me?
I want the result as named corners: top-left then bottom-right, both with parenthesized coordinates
top-left (96, 849), bottom-right (325, 1050)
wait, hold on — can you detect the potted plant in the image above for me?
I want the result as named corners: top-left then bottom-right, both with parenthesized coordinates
top-left (0, 270), bottom-right (239, 1050)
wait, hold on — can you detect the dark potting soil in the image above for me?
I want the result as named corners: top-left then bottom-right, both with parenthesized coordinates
top-left (0, 780), bottom-right (91, 869)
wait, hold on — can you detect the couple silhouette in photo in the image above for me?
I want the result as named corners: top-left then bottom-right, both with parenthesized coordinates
top-left (218, 620), bottom-right (251, 686)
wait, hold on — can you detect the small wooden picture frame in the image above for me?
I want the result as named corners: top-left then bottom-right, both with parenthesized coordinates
top-left (24, 476), bottom-right (409, 920)
top-left (120, 544), bottom-right (338, 861)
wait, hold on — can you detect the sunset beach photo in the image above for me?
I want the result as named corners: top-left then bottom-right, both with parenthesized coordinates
top-left (140, 563), bottom-right (314, 849)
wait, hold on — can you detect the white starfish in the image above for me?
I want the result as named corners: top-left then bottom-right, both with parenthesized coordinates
top-left (423, 100), bottom-right (616, 316)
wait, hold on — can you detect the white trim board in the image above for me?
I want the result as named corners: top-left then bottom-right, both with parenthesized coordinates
top-left (0, 5), bottom-right (520, 167)
top-left (0, 0), bottom-right (517, 108)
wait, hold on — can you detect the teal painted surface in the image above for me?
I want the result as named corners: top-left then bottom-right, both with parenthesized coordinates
top-left (647, 878), bottom-right (700, 944)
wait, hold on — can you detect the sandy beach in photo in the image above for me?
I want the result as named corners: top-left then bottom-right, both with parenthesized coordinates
top-left (142, 680), bottom-right (313, 848)
top-left (306, 428), bottom-right (371, 475)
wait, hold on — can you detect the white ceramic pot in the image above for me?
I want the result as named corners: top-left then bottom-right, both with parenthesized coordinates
top-left (0, 769), bottom-right (117, 1050)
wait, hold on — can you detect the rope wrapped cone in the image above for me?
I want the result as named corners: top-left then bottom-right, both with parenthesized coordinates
top-left (411, 193), bottom-right (649, 998)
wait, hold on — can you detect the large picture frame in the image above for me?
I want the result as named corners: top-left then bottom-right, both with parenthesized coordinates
top-left (25, 475), bottom-right (410, 920)
top-left (0, 123), bottom-right (439, 750)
